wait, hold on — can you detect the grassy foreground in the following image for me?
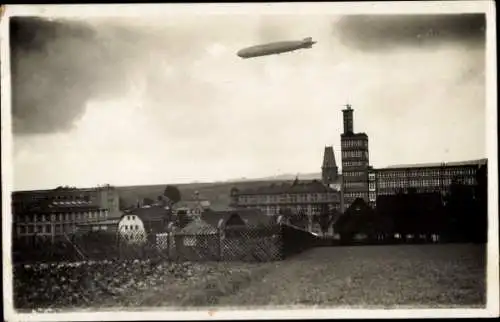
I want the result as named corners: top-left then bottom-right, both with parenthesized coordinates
top-left (14, 244), bottom-right (485, 312)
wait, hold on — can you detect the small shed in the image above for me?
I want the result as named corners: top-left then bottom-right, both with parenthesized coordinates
top-left (175, 218), bottom-right (220, 261)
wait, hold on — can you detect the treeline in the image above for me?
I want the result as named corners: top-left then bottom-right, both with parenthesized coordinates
top-left (335, 164), bottom-right (488, 244)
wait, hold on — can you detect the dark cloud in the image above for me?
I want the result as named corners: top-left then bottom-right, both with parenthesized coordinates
top-left (335, 14), bottom-right (486, 51)
top-left (10, 17), bottom-right (131, 135)
top-left (10, 17), bottom-right (215, 135)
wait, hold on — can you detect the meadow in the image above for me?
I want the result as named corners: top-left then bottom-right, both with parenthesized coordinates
top-left (13, 244), bottom-right (485, 312)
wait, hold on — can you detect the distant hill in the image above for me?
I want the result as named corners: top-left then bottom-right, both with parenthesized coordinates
top-left (116, 172), bottom-right (322, 210)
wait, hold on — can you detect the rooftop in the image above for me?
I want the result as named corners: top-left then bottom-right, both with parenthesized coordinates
top-left (201, 208), bottom-right (273, 228)
top-left (341, 132), bottom-right (368, 138)
top-left (234, 180), bottom-right (338, 196)
top-left (127, 205), bottom-right (169, 221)
top-left (379, 158), bottom-right (487, 170)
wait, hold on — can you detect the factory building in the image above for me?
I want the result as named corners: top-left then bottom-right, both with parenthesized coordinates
top-left (11, 185), bottom-right (121, 240)
top-left (336, 105), bottom-right (486, 210)
top-left (373, 159), bottom-right (487, 199)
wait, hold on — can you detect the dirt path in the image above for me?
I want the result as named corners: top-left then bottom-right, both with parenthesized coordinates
top-left (217, 244), bottom-right (486, 308)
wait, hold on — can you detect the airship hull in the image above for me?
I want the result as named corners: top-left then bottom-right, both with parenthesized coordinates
top-left (237, 38), bottom-right (316, 59)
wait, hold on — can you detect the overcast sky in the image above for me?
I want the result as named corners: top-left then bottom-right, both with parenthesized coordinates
top-left (9, 12), bottom-right (487, 190)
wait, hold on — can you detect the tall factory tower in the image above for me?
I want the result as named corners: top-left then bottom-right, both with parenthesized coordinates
top-left (340, 104), bottom-right (370, 211)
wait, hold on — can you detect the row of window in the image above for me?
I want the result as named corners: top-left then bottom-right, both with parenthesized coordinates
top-left (342, 161), bottom-right (368, 168)
top-left (342, 151), bottom-right (368, 159)
top-left (238, 193), bottom-right (338, 204)
top-left (261, 203), bottom-right (338, 215)
top-left (376, 177), bottom-right (475, 188)
top-left (122, 225), bottom-right (140, 231)
top-left (378, 179), bottom-right (437, 188)
top-left (19, 211), bottom-right (108, 223)
top-left (377, 187), bottom-right (446, 195)
top-left (343, 171), bottom-right (366, 177)
top-left (344, 182), bottom-right (367, 189)
top-left (341, 139), bottom-right (368, 148)
top-left (16, 223), bottom-right (75, 235)
top-left (344, 192), bottom-right (367, 199)
top-left (377, 168), bottom-right (476, 178)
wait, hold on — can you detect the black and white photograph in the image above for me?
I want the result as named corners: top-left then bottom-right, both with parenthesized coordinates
top-left (1, 2), bottom-right (498, 321)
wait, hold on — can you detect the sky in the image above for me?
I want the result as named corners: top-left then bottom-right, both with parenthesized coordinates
top-left (8, 12), bottom-right (487, 190)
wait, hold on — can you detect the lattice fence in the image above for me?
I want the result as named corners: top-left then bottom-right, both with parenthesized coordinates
top-left (12, 223), bottom-right (319, 265)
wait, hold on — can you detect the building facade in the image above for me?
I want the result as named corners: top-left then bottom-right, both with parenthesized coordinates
top-left (230, 179), bottom-right (341, 217)
top-left (12, 185), bottom-right (121, 240)
top-left (13, 203), bottom-right (111, 241)
top-left (373, 159), bottom-right (487, 200)
top-left (340, 104), bottom-right (370, 211)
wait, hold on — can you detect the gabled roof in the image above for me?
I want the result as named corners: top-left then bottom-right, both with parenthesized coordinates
top-left (18, 199), bottom-right (103, 214)
top-left (127, 205), bottom-right (168, 222)
top-left (179, 218), bottom-right (219, 235)
top-left (201, 208), bottom-right (272, 228)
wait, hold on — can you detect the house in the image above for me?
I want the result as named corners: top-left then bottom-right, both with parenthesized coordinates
top-left (173, 199), bottom-right (211, 217)
top-left (175, 208), bottom-right (279, 261)
top-left (175, 217), bottom-right (220, 261)
top-left (117, 205), bottom-right (170, 245)
top-left (201, 208), bottom-right (273, 229)
top-left (334, 198), bottom-right (380, 241)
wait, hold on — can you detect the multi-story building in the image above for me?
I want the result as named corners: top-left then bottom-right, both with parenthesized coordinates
top-left (11, 185), bottom-right (121, 240)
top-left (230, 180), bottom-right (341, 232)
top-left (13, 202), bottom-right (111, 241)
top-left (373, 159), bottom-right (487, 199)
top-left (230, 179), bottom-right (341, 216)
top-left (340, 104), bottom-right (370, 211)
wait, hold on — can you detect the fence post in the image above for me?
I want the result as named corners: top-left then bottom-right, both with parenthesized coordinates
top-left (217, 219), bottom-right (224, 261)
top-left (167, 222), bottom-right (174, 261)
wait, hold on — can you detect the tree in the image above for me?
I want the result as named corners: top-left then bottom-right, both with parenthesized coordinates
top-left (473, 164), bottom-right (488, 243)
top-left (445, 180), bottom-right (476, 242)
top-left (315, 204), bottom-right (334, 236)
top-left (163, 185), bottom-right (181, 204)
top-left (118, 197), bottom-right (128, 210)
top-left (143, 197), bottom-right (155, 206)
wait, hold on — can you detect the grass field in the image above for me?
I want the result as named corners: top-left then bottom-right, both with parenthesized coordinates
top-left (15, 244), bottom-right (485, 312)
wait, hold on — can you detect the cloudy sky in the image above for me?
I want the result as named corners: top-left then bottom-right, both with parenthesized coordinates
top-left (9, 11), bottom-right (487, 190)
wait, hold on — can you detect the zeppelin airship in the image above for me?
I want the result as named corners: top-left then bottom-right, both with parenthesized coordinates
top-left (237, 37), bottom-right (317, 59)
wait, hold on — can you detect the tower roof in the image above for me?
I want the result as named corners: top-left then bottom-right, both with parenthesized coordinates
top-left (322, 146), bottom-right (337, 168)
